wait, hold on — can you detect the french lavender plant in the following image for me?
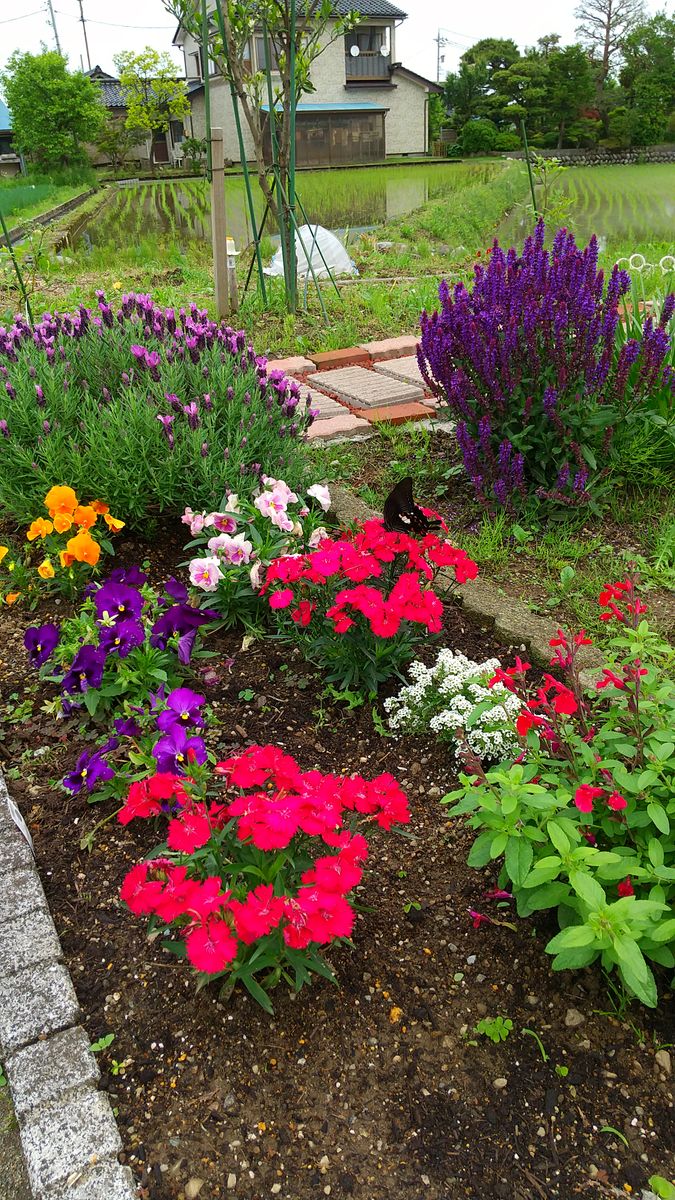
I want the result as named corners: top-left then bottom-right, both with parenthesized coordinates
top-left (0, 294), bottom-right (317, 530)
top-left (418, 221), bottom-right (675, 509)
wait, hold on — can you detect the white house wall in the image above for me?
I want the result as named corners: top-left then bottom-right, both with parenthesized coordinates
top-left (181, 21), bottom-right (430, 161)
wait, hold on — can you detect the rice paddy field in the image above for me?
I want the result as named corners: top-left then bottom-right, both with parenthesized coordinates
top-left (0, 179), bottom-right (87, 229)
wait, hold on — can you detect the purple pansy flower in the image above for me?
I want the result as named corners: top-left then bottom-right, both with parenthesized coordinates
top-left (61, 645), bottom-right (106, 695)
top-left (94, 582), bottom-right (144, 625)
top-left (162, 576), bottom-right (189, 605)
top-left (156, 687), bottom-right (206, 732)
top-left (105, 565), bottom-right (148, 588)
top-left (99, 618), bottom-right (145, 658)
top-left (149, 604), bottom-right (218, 665)
top-left (152, 725), bottom-right (207, 774)
top-left (63, 749), bottom-right (115, 793)
top-left (24, 623), bottom-right (60, 668)
top-left (114, 716), bottom-right (142, 737)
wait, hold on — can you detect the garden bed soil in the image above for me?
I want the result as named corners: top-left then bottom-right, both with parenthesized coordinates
top-left (0, 521), bottom-right (674, 1200)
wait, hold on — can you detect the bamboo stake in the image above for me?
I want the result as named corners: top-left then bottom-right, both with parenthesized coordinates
top-left (210, 127), bottom-right (235, 316)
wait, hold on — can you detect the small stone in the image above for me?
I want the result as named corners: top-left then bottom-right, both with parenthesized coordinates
top-left (185, 1181), bottom-right (205, 1199)
top-left (493, 1078), bottom-right (508, 1090)
top-left (227, 1173), bottom-right (237, 1189)
top-left (318, 1155), bottom-right (330, 1172)
top-left (427, 785), bottom-right (441, 799)
top-left (588, 1164), bottom-right (598, 1178)
top-left (655, 1049), bottom-right (671, 1075)
top-left (526, 994), bottom-right (538, 1007)
top-left (564, 1007), bottom-right (585, 1028)
top-left (271, 1187), bottom-right (281, 1196)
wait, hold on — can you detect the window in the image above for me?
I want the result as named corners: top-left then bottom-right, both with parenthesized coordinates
top-left (170, 120), bottom-right (184, 144)
top-left (346, 25), bottom-right (386, 53)
top-left (255, 34), bottom-right (280, 72)
top-left (188, 50), bottom-right (203, 81)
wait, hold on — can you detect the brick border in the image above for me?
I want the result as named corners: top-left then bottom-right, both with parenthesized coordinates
top-left (0, 771), bottom-right (136, 1200)
top-left (328, 484), bottom-right (603, 677)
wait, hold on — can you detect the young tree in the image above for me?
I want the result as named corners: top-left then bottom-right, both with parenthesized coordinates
top-left (0, 51), bottom-right (104, 171)
top-left (619, 14), bottom-right (675, 143)
top-left (166, 0), bottom-right (358, 310)
top-left (574, 0), bottom-right (645, 81)
top-left (95, 115), bottom-right (143, 175)
top-left (114, 48), bottom-right (190, 174)
top-left (444, 61), bottom-right (489, 130)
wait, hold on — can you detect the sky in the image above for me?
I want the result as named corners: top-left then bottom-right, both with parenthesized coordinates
top-left (0, 0), bottom-right (660, 81)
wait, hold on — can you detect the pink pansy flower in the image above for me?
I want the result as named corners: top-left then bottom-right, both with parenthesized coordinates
top-left (207, 532), bottom-right (253, 564)
top-left (309, 526), bottom-right (329, 548)
top-left (182, 507), bottom-right (207, 535)
top-left (307, 483), bottom-right (331, 511)
top-left (204, 512), bottom-right (238, 534)
top-left (189, 556), bottom-right (223, 591)
top-left (254, 490), bottom-right (294, 532)
top-left (261, 476), bottom-right (298, 504)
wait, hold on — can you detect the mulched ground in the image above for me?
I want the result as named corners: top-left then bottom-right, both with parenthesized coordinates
top-left (0, 520), bottom-right (674, 1200)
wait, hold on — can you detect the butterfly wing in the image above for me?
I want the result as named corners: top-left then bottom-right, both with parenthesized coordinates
top-left (383, 476), bottom-right (442, 534)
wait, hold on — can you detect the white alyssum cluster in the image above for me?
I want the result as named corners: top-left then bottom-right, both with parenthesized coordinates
top-left (384, 649), bottom-right (521, 762)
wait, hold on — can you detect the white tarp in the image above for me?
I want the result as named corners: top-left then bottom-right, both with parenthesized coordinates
top-left (264, 224), bottom-right (358, 279)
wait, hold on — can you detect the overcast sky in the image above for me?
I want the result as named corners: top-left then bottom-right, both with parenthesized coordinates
top-left (0, 0), bottom-right (661, 81)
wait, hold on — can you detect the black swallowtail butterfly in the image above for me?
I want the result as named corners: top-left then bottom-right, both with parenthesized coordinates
top-left (382, 476), bottom-right (441, 535)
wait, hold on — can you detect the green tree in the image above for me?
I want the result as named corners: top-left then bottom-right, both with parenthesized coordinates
top-left (461, 117), bottom-right (499, 153)
top-left (619, 14), bottom-right (675, 144)
top-left (544, 44), bottom-right (596, 146)
top-left (427, 94), bottom-right (446, 147)
top-left (0, 50), bottom-right (104, 171)
top-left (95, 115), bottom-right (142, 175)
top-left (461, 37), bottom-right (520, 74)
top-left (114, 47), bottom-right (190, 174)
top-left (491, 57), bottom-right (550, 132)
top-left (444, 61), bottom-right (489, 129)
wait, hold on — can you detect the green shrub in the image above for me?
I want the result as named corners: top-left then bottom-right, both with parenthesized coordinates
top-left (461, 119), bottom-right (499, 154)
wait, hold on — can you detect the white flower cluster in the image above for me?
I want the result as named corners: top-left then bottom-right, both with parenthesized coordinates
top-left (384, 649), bottom-right (521, 763)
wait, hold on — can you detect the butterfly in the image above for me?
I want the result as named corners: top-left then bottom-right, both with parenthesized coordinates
top-left (383, 476), bottom-right (442, 535)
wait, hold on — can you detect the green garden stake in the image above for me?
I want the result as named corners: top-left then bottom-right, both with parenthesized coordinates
top-left (520, 118), bottom-right (538, 219)
top-left (0, 208), bottom-right (33, 326)
top-left (201, 0), bottom-right (213, 182)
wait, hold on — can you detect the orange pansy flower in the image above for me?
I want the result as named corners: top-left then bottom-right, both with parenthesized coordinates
top-left (104, 514), bottom-right (125, 533)
top-left (0, 546), bottom-right (9, 564)
top-left (65, 531), bottom-right (101, 566)
top-left (53, 512), bottom-right (73, 534)
top-left (38, 559), bottom-right (55, 579)
top-left (90, 500), bottom-right (110, 515)
top-left (44, 485), bottom-right (78, 517)
top-left (73, 505), bottom-right (98, 530)
top-left (5, 592), bottom-right (21, 605)
top-left (27, 517), bottom-right (54, 541)
top-left (59, 549), bottom-right (74, 568)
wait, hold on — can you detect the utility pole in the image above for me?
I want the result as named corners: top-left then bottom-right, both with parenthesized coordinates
top-left (77, 0), bottom-right (92, 71)
top-left (434, 29), bottom-right (449, 83)
top-left (46, 0), bottom-right (62, 54)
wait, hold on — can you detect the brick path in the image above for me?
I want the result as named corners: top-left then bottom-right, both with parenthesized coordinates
top-left (267, 336), bottom-right (443, 442)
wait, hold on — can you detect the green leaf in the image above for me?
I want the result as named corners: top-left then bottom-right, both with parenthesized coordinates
top-left (550, 945), bottom-right (598, 970)
top-left (240, 972), bottom-right (275, 1014)
top-left (518, 882), bottom-right (570, 914)
top-left (649, 838), bottom-right (665, 868)
top-left (637, 769), bottom-right (659, 789)
top-left (612, 936), bottom-right (658, 1008)
top-left (570, 872), bottom-right (606, 910)
top-left (546, 924), bottom-right (596, 952)
top-left (648, 1176), bottom-right (675, 1200)
top-left (83, 689), bottom-right (100, 717)
top-left (651, 741), bottom-right (674, 762)
top-left (505, 837), bottom-right (533, 887)
top-left (546, 821), bottom-right (570, 856)
top-left (490, 832), bottom-right (508, 858)
top-left (468, 831), bottom-right (496, 868)
top-left (647, 802), bottom-right (670, 835)
top-left (650, 918), bottom-right (675, 944)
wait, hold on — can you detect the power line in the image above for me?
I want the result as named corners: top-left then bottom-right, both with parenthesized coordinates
top-left (0, 9), bottom-right (45, 23)
top-left (54, 11), bottom-right (174, 28)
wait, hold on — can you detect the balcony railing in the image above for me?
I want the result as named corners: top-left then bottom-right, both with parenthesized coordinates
top-left (345, 50), bottom-right (390, 81)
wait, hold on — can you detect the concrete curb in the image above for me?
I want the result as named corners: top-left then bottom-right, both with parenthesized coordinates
top-left (0, 771), bottom-right (136, 1200)
top-left (329, 484), bottom-right (604, 676)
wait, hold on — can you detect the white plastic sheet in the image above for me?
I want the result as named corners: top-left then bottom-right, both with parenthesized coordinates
top-left (264, 224), bottom-right (358, 279)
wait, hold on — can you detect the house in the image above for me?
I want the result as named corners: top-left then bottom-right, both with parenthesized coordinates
top-left (86, 65), bottom-right (186, 167)
top-left (174, 1), bottom-right (442, 167)
top-left (0, 99), bottom-right (21, 177)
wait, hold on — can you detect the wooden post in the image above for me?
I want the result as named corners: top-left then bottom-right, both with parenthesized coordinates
top-left (209, 127), bottom-right (235, 317)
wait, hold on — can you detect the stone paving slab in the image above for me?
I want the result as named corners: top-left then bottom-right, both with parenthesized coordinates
top-left (6, 1028), bottom-right (99, 1119)
top-left (354, 401), bottom-right (434, 426)
top-left (20, 1090), bottom-right (122, 1195)
top-left (265, 354), bottom-right (316, 374)
top-left (44, 1161), bottom-right (137, 1200)
top-left (307, 412), bottom-right (372, 441)
top-left (294, 380), bottom-right (348, 418)
top-left (307, 366), bottom-right (423, 408)
top-left (374, 354), bottom-right (426, 388)
top-left (360, 334), bottom-right (419, 360)
top-left (0, 867), bottom-right (47, 924)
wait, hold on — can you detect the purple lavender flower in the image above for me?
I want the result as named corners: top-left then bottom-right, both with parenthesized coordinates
top-left (24, 623), bottom-right (60, 668)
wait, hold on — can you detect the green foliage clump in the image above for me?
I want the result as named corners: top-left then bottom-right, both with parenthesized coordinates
top-left (0, 51), bottom-right (104, 171)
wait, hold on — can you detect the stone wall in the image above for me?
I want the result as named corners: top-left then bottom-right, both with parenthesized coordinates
top-left (507, 145), bottom-right (675, 166)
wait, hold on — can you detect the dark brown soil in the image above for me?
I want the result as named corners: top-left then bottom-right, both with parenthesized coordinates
top-left (0, 523), bottom-right (673, 1200)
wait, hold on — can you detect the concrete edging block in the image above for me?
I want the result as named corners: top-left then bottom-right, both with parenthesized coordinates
top-left (0, 769), bottom-right (136, 1200)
